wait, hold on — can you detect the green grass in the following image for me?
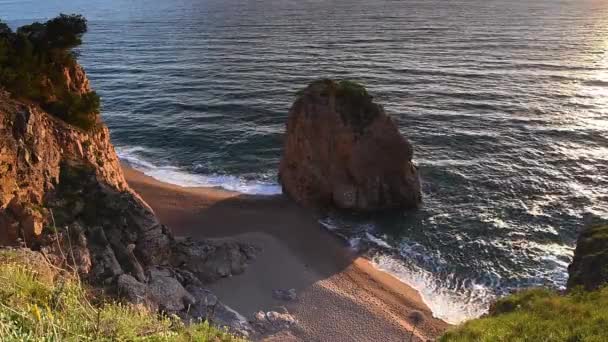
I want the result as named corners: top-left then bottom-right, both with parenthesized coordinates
top-left (440, 287), bottom-right (608, 342)
top-left (0, 249), bottom-right (247, 341)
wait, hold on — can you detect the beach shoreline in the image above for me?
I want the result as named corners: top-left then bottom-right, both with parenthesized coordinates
top-left (123, 165), bottom-right (450, 341)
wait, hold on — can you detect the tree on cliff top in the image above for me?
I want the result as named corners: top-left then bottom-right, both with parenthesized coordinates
top-left (0, 14), bottom-right (100, 131)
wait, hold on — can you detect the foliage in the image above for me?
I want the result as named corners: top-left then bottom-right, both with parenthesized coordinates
top-left (296, 78), bottom-right (370, 101)
top-left (440, 287), bottom-right (608, 342)
top-left (296, 79), bottom-right (379, 131)
top-left (567, 224), bottom-right (608, 290)
top-left (0, 14), bottom-right (100, 131)
top-left (0, 249), bottom-right (246, 341)
top-left (335, 80), bottom-right (369, 100)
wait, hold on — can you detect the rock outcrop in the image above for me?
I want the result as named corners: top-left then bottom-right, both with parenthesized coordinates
top-left (0, 88), bottom-right (125, 244)
top-left (567, 219), bottom-right (608, 291)
top-left (279, 79), bottom-right (421, 211)
top-left (0, 65), bottom-right (256, 336)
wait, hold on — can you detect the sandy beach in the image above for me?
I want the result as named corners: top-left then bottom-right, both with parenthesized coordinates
top-left (123, 166), bottom-right (450, 341)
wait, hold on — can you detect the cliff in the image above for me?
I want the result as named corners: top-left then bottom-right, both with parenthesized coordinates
top-left (0, 79), bottom-right (257, 335)
top-left (0, 15), bottom-right (257, 337)
top-left (567, 222), bottom-right (608, 290)
top-left (0, 88), bottom-right (125, 243)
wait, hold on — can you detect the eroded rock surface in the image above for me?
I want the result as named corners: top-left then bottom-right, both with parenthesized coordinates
top-left (279, 79), bottom-right (421, 211)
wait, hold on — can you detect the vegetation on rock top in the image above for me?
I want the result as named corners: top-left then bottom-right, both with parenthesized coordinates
top-left (0, 14), bottom-right (100, 131)
top-left (440, 286), bottom-right (608, 342)
top-left (296, 79), bottom-right (381, 132)
top-left (0, 249), bottom-right (246, 341)
top-left (297, 79), bottom-right (370, 102)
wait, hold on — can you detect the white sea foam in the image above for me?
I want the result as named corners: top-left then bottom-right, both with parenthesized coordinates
top-left (320, 216), bottom-right (493, 324)
top-left (116, 146), bottom-right (282, 195)
top-left (318, 220), bottom-right (339, 231)
top-left (365, 232), bottom-right (392, 249)
top-left (370, 253), bottom-right (493, 324)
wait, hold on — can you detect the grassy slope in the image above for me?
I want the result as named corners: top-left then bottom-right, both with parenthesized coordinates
top-left (0, 249), bottom-right (246, 341)
top-left (440, 287), bottom-right (608, 342)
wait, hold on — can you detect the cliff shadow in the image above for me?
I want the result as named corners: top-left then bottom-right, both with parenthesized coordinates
top-left (125, 169), bottom-right (361, 314)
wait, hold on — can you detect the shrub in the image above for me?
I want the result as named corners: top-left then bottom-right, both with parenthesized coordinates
top-left (440, 287), bottom-right (608, 342)
top-left (0, 15), bottom-right (100, 131)
top-left (295, 79), bottom-right (380, 132)
top-left (335, 80), bottom-right (369, 100)
top-left (296, 78), bottom-right (370, 101)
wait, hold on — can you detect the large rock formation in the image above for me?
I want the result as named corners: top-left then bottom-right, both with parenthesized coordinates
top-left (567, 220), bottom-right (608, 291)
top-left (0, 87), bottom-right (125, 244)
top-left (0, 65), bottom-right (256, 336)
top-left (279, 79), bottom-right (421, 211)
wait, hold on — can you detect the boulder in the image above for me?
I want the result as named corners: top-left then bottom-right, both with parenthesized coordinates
top-left (272, 288), bottom-right (297, 301)
top-left (147, 268), bottom-right (196, 312)
top-left (171, 237), bottom-right (258, 283)
top-left (252, 309), bottom-right (297, 334)
top-left (279, 79), bottom-right (421, 211)
top-left (117, 274), bottom-right (156, 310)
top-left (185, 286), bottom-right (254, 337)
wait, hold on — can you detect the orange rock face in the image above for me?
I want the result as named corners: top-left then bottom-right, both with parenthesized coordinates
top-left (279, 80), bottom-right (421, 211)
top-left (0, 60), bottom-right (127, 245)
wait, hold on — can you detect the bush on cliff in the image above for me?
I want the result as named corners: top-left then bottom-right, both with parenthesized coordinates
top-left (0, 249), bottom-right (245, 341)
top-left (567, 224), bottom-right (608, 290)
top-left (440, 287), bottom-right (608, 342)
top-left (296, 79), bottom-right (370, 101)
top-left (295, 79), bottom-right (380, 132)
top-left (0, 14), bottom-right (100, 131)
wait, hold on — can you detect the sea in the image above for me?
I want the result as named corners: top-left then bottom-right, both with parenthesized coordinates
top-left (2, 0), bottom-right (607, 324)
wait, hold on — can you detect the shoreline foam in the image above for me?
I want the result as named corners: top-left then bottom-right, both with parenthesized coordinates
top-left (116, 146), bottom-right (282, 195)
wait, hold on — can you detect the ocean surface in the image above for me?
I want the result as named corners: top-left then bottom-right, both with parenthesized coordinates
top-left (3, 0), bottom-right (608, 323)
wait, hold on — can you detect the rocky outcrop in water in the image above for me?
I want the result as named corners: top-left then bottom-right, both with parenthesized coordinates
top-left (279, 79), bottom-right (421, 211)
top-left (0, 64), bottom-right (256, 336)
top-left (567, 220), bottom-right (608, 291)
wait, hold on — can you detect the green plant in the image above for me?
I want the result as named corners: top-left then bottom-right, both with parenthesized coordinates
top-left (440, 287), bottom-right (608, 342)
top-left (294, 79), bottom-right (380, 133)
top-left (295, 78), bottom-right (369, 100)
top-left (335, 80), bottom-right (369, 100)
top-left (0, 14), bottom-right (100, 131)
top-left (0, 249), bottom-right (246, 341)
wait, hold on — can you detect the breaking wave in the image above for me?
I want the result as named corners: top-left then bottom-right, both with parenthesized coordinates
top-left (116, 146), bottom-right (282, 195)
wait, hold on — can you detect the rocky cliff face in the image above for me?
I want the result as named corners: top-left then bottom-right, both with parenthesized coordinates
top-left (0, 86), bottom-right (125, 244)
top-left (0, 66), bottom-right (256, 336)
top-left (279, 79), bottom-right (421, 211)
top-left (567, 220), bottom-right (608, 291)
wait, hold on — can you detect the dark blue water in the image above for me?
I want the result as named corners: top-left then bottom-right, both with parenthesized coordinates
top-left (3, 0), bottom-right (608, 323)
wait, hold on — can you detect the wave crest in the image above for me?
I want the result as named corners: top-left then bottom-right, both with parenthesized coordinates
top-left (116, 146), bottom-right (282, 195)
